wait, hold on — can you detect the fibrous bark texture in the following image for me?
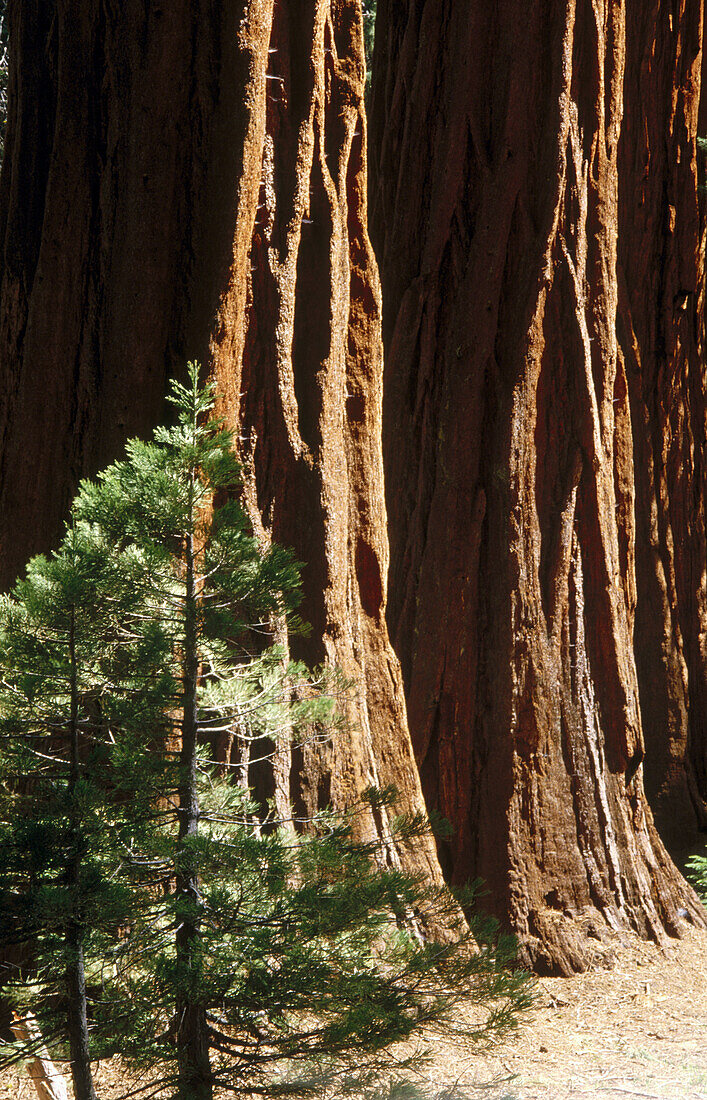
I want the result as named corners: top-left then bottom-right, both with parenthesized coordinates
top-left (370, 0), bottom-right (707, 973)
top-left (0, 0), bottom-right (440, 882)
top-left (618, 2), bottom-right (707, 844)
top-left (10, 1014), bottom-right (69, 1100)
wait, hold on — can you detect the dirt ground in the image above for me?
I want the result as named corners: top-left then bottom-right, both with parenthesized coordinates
top-left (435, 922), bottom-right (707, 1100)
top-left (2, 924), bottom-right (706, 1100)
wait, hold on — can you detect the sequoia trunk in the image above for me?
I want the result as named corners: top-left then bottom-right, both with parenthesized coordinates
top-left (0, 0), bottom-right (440, 885)
top-left (369, 0), bottom-right (706, 973)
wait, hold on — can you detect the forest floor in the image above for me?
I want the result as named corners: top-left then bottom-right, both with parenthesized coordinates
top-left (1, 924), bottom-right (706, 1100)
top-left (437, 922), bottom-right (707, 1100)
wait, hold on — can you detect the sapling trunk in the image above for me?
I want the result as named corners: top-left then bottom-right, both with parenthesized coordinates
top-left (175, 528), bottom-right (212, 1100)
top-left (65, 928), bottom-right (98, 1100)
top-left (66, 609), bottom-right (99, 1100)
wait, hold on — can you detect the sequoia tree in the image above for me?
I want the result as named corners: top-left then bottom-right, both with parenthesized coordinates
top-left (0, 0), bottom-right (440, 884)
top-left (369, 0), bottom-right (707, 973)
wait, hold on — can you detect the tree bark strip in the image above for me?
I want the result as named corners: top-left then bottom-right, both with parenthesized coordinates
top-left (10, 1014), bottom-right (69, 1100)
top-left (369, 0), bottom-right (706, 973)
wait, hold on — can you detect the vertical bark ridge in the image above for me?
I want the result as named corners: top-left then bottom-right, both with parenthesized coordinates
top-left (618, 0), bottom-right (707, 843)
top-left (210, 0), bottom-right (437, 874)
top-left (370, 0), bottom-right (706, 973)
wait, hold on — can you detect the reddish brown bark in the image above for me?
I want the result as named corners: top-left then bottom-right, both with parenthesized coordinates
top-left (0, 0), bottom-right (440, 882)
top-left (370, 0), bottom-right (706, 973)
top-left (617, 2), bottom-right (707, 845)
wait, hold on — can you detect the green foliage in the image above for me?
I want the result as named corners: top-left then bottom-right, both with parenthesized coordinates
top-left (697, 137), bottom-right (707, 195)
top-left (101, 806), bottom-right (528, 1100)
top-left (0, 365), bottom-right (531, 1100)
top-left (362, 0), bottom-right (376, 98)
top-left (687, 852), bottom-right (707, 903)
top-left (363, 0), bottom-right (377, 68)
